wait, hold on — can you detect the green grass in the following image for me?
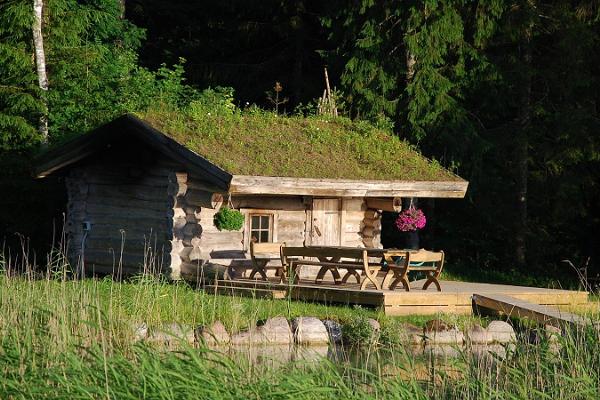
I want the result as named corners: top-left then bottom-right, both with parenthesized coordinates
top-left (2, 269), bottom-right (600, 398)
top-left (137, 107), bottom-right (461, 181)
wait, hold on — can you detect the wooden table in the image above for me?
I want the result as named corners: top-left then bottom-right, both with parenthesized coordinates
top-left (306, 246), bottom-right (392, 286)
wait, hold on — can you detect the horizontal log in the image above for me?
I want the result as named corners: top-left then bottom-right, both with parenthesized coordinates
top-left (86, 225), bottom-right (169, 239)
top-left (87, 183), bottom-right (169, 202)
top-left (186, 179), bottom-right (223, 193)
top-left (366, 197), bottom-right (402, 212)
top-left (85, 195), bottom-right (173, 210)
top-left (80, 172), bottom-right (169, 187)
top-left (168, 172), bottom-right (188, 184)
top-left (85, 204), bottom-right (174, 219)
top-left (233, 196), bottom-right (306, 211)
top-left (83, 250), bottom-right (169, 268)
top-left (167, 182), bottom-right (187, 197)
top-left (184, 190), bottom-right (224, 209)
top-left (342, 198), bottom-right (365, 212)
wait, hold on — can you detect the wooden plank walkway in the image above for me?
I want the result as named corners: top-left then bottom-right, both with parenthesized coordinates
top-left (472, 293), bottom-right (588, 327)
top-left (204, 278), bottom-right (590, 317)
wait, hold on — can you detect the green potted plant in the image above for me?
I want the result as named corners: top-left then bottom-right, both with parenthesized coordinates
top-left (214, 206), bottom-right (244, 231)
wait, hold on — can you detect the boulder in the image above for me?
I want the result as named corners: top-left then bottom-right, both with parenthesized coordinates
top-left (486, 320), bottom-right (516, 343)
top-left (258, 317), bottom-right (293, 344)
top-left (397, 323), bottom-right (424, 345)
top-left (368, 318), bottom-right (381, 332)
top-left (322, 319), bottom-right (343, 344)
top-left (231, 317), bottom-right (293, 345)
top-left (196, 321), bottom-right (230, 345)
top-left (544, 324), bottom-right (562, 342)
top-left (423, 319), bottom-right (464, 345)
top-left (148, 323), bottom-right (195, 346)
top-left (132, 322), bottom-right (148, 342)
top-left (424, 319), bottom-right (450, 332)
top-left (292, 317), bottom-right (329, 345)
top-left (465, 324), bottom-right (491, 344)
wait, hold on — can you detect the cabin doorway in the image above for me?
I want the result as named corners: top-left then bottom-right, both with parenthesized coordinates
top-left (311, 198), bottom-right (341, 246)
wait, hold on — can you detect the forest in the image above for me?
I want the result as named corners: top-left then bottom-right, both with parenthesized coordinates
top-left (1, 0), bottom-right (599, 284)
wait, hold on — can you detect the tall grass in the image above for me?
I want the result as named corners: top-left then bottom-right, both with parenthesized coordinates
top-left (2, 254), bottom-right (600, 398)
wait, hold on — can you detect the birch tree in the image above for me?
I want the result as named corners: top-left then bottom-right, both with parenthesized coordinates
top-left (32, 0), bottom-right (48, 144)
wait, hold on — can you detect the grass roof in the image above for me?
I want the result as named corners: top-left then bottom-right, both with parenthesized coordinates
top-left (137, 108), bottom-right (462, 182)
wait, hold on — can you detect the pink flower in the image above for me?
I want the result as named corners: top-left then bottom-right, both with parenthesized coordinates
top-left (395, 207), bottom-right (426, 232)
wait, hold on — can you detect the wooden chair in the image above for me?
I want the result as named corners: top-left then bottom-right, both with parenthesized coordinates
top-left (249, 241), bottom-right (286, 281)
top-left (382, 249), bottom-right (445, 291)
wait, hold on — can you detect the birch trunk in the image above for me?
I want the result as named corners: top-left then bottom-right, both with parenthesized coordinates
top-left (32, 0), bottom-right (49, 145)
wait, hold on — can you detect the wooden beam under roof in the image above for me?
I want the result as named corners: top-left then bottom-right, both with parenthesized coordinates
top-left (228, 175), bottom-right (469, 198)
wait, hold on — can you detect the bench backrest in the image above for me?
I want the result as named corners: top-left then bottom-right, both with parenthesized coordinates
top-left (280, 246), bottom-right (367, 263)
top-left (250, 241), bottom-right (285, 259)
top-left (409, 249), bottom-right (444, 263)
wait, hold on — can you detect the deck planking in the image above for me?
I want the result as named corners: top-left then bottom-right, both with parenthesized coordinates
top-left (204, 278), bottom-right (589, 316)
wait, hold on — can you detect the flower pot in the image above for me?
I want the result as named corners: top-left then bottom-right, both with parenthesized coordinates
top-left (405, 231), bottom-right (420, 250)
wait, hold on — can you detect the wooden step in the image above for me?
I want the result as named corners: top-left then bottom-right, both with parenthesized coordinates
top-left (473, 293), bottom-right (588, 327)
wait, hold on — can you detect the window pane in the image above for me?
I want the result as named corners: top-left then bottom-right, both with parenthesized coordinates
top-left (260, 231), bottom-right (269, 243)
top-left (261, 216), bottom-right (270, 229)
top-left (251, 216), bottom-right (260, 229)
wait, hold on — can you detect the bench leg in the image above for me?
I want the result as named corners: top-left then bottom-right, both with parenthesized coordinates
top-left (389, 268), bottom-right (410, 291)
top-left (360, 267), bottom-right (381, 290)
top-left (248, 267), bottom-right (268, 281)
top-left (422, 271), bottom-right (442, 291)
top-left (341, 269), bottom-right (361, 284)
top-left (315, 267), bottom-right (342, 285)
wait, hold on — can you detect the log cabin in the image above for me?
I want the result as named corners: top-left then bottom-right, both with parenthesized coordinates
top-left (34, 113), bottom-right (468, 281)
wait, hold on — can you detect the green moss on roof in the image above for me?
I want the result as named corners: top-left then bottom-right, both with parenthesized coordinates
top-left (137, 109), bottom-right (462, 182)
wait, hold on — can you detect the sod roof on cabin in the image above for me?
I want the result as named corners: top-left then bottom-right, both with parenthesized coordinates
top-left (137, 109), bottom-right (463, 182)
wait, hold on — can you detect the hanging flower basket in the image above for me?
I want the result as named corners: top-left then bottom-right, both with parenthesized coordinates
top-left (395, 206), bottom-right (426, 232)
top-left (214, 207), bottom-right (244, 231)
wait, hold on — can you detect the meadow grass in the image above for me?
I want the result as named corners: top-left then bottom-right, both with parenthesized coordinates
top-left (2, 256), bottom-right (600, 399)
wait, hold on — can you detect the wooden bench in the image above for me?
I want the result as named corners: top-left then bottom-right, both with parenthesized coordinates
top-left (280, 246), bottom-right (382, 290)
top-left (249, 241), bottom-right (286, 281)
top-left (381, 249), bottom-right (445, 291)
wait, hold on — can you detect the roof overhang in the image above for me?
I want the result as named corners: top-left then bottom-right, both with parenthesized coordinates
top-left (229, 175), bottom-right (468, 198)
top-left (34, 114), bottom-right (232, 191)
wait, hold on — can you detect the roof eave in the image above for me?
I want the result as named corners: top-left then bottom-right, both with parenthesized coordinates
top-left (228, 175), bottom-right (468, 198)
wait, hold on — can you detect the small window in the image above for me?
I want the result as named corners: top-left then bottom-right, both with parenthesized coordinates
top-left (250, 214), bottom-right (273, 243)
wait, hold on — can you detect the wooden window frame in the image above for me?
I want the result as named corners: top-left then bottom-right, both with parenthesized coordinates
top-left (241, 209), bottom-right (278, 250)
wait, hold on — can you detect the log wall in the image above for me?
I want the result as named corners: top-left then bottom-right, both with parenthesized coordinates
top-left (65, 158), bottom-right (177, 278)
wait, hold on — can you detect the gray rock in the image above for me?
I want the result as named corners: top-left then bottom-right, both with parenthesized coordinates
top-left (231, 317), bottom-right (293, 345)
top-left (148, 323), bottom-right (195, 346)
top-left (423, 319), bottom-right (464, 344)
top-left (368, 318), bottom-right (381, 332)
top-left (292, 317), bottom-right (329, 345)
top-left (196, 321), bottom-right (230, 345)
top-left (424, 327), bottom-right (464, 345)
top-left (258, 317), bottom-right (293, 344)
top-left (544, 324), bottom-right (562, 342)
top-left (322, 320), bottom-right (343, 344)
top-left (398, 323), bottom-right (424, 344)
top-left (486, 320), bottom-right (516, 343)
top-left (424, 319), bottom-right (450, 332)
top-left (465, 324), bottom-right (491, 344)
top-left (132, 322), bottom-right (148, 342)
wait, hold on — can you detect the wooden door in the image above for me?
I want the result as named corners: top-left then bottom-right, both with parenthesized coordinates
top-left (311, 199), bottom-right (341, 246)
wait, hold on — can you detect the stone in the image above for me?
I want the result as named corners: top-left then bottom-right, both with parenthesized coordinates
top-left (486, 320), bottom-right (516, 343)
top-left (292, 317), bottom-right (329, 345)
top-left (258, 317), bottom-right (293, 344)
top-left (368, 318), bottom-right (381, 332)
top-left (398, 323), bottom-right (424, 345)
top-left (424, 319), bottom-right (450, 332)
top-left (148, 323), bottom-right (195, 346)
top-left (465, 324), bottom-right (491, 344)
top-left (544, 324), bottom-right (562, 342)
top-left (195, 321), bottom-right (230, 345)
top-left (132, 322), bottom-right (148, 342)
top-left (423, 319), bottom-right (463, 345)
top-left (322, 319), bottom-right (343, 344)
top-left (231, 317), bottom-right (293, 345)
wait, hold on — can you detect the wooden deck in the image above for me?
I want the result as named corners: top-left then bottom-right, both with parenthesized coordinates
top-left (204, 278), bottom-right (590, 316)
